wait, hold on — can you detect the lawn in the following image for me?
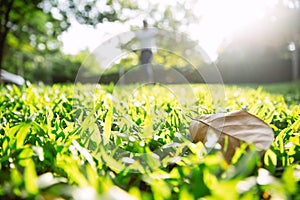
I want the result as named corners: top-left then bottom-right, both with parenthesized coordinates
top-left (0, 82), bottom-right (299, 200)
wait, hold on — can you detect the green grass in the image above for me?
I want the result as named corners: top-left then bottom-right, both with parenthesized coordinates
top-left (0, 82), bottom-right (299, 199)
top-left (227, 81), bottom-right (300, 105)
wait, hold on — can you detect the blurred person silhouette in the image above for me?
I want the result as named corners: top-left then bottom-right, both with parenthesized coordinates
top-left (135, 20), bottom-right (158, 83)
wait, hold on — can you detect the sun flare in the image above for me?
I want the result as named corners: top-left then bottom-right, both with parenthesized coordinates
top-left (194, 0), bottom-right (280, 59)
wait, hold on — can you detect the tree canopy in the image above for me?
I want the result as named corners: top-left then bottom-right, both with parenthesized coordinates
top-left (0, 0), bottom-right (118, 81)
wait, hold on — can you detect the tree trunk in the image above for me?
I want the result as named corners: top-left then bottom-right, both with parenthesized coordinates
top-left (0, 33), bottom-right (7, 81)
top-left (0, 0), bottom-right (15, 82)
top-left (289, 39), bottom-right (299, 81)
top-left (291, 42), bottom-right (299, 81)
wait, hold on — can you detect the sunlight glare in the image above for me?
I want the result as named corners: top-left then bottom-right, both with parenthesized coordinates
top-left (192, 0), bottom-right (278, 60)
top-left (61, 0), bottom-right (280, 60)
top-left (197, 0), bottom-right (268, 36)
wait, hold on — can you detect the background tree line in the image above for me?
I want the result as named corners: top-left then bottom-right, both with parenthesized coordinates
top-left (0, 0), bottom-right (299, 84)
top-left (0, 0), bottom-right (117, 83)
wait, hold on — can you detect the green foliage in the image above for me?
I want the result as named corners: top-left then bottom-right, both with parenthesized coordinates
top-left (0, 0), bottom-right (119, 82)
top-left (0, 83), bottom-right (299, 199)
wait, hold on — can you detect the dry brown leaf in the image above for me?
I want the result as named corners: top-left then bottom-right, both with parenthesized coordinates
top-left (189, 110), bottom-right (274, 162)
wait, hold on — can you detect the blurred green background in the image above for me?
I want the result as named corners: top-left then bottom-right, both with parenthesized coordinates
top-left (0, 0), bottom-right (299, 84)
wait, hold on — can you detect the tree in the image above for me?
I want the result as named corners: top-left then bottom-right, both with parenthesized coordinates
top-left (0, 0), bottom-right (118, 81)
top-left (217, 0), bottom-right (300, 82)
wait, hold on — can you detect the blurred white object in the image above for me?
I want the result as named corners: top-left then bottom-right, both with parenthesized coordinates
top-left (1, 69), bottom-right (25, 86)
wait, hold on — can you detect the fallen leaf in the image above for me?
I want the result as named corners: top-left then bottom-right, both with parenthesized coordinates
top-left (189, 110), bottom-right (274, 162)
